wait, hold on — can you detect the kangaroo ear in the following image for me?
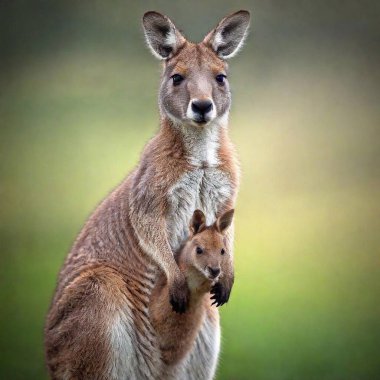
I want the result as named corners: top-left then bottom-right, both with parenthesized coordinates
top-left (203, 10), bottom-right (250, 59)
top-left (142, 11), bottom-right (186, 60)
top-left (215, 209), bottom-right (234, 234)
top-left (190, 210), bottom-right (206, 235)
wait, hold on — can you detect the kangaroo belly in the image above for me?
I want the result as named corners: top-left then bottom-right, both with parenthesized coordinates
top-left (165, 307), bottom-right (221, 380)
top-left (166, 167), bottom-right (232, 251)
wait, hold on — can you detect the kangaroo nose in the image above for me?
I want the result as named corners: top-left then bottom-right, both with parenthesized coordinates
top-left (207, 266), bottom-right (221, 279)
top-left (191, 99), bottom-right (213, 116)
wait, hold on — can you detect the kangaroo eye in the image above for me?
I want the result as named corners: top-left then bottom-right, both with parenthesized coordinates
top-left (215, 74), bottom-right (226, 84)
top-left (196, 246), bottom-right (203, 254)
top-left (171, 74), bottom-right (184, 86)
top-left (221, 248), bottom-right (225, 255)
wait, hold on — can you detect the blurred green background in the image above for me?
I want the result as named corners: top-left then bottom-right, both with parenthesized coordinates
top-left (1, 1), bottom-right (379, 379)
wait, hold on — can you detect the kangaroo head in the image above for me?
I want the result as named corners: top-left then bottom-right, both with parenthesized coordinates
top-left (177, 209), bottom-right (234, 287)
top-left (142, 11), bottom-right (250, 127)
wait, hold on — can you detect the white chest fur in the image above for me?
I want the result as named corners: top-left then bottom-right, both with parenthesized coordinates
top-left (167, 166), bottom-right (231, 251)
top-left (166, 119), bottom-right (232, 251)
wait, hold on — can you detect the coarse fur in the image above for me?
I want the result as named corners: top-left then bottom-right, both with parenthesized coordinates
top-left (45, 10), bottom-right (250, 380)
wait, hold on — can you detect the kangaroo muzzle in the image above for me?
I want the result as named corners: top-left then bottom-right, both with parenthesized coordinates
top-left (187, 98), bottom-right (216, 125)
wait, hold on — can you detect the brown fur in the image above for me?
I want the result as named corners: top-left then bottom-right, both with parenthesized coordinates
top-left (150, 210), bottom-right (234, 366)
top-left (45, 10), bottom-right (250, 379)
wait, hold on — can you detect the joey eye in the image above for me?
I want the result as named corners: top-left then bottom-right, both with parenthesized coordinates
top-left (221, 248), bottom-right (225, 255)
top-left (215, 74), bottom-right (226, 84)
top-left (171, 74), bottom-right (184, 86)
top-left (196, 246), bottom-right (203, 255)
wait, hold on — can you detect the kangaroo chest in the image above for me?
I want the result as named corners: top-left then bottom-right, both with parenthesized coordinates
top-left (166, 166), bottom-right (232, 251)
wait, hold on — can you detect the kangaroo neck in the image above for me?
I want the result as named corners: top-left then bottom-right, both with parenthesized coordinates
top-left (160, 116), bottom-right (226, 167)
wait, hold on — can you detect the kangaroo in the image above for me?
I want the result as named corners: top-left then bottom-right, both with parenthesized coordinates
top-left (45, 10), bottom-right (250, 380)
top-left (150, 209), bottom-right (234, 379)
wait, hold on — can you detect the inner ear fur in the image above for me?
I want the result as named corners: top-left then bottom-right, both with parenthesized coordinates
top-left (190, 210), bottom-right (206, 235)
top-left (142, 11), bottom-right (186, 60)
top-left (203, 10), bottom-right (250, 59)
top-left (215, 209), bottom-right (235, 234)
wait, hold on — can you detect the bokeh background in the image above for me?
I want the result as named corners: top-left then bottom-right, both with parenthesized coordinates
top-left (1, 1), bottom-right (379, 379)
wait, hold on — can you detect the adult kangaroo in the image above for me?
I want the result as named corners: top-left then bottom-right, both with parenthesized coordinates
top-left (45, 10), bottom-right (250, 380)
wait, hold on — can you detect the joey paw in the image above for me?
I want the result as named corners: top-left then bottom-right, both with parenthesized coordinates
top-left (169, 275), bottom-right (190, 314)
top-left (210, 281), bottom-right (232, 307)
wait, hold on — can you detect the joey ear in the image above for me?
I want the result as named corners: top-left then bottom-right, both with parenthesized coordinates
top-left (142, 11), bottom-right (186, 60)
top-left (215, 209), bottom-right (234, 234)
top-left (190, 210), bottom-right (206, 235)
top-left (203, 10), bottom-right (250, 59)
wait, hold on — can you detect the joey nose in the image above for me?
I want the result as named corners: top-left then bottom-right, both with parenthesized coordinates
top-left (191, 99), bottom-right (213, 116)
top-left (207, 266), bottom-right (221, 279)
